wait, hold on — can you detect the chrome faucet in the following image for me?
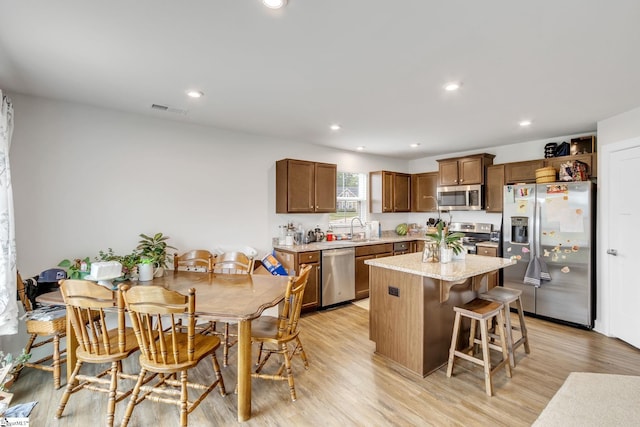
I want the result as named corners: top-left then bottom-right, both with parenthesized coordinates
top-left (350, 217), bottom-right (365, 240)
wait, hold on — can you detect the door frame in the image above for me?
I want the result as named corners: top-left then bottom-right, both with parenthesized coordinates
top-left (596, 136), bottom-right (640, 337)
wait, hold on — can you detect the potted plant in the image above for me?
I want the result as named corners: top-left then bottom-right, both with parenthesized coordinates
top-left (426, 222), bottom-right (465, 262)
top-left (96, 248), bottom-right (140, 279)
top-left (136, 233), bottom-right (176, 277)
top-left (58, 257), bottom-right (91, 279)
top-left (0, 350), bottom-right (31, 391)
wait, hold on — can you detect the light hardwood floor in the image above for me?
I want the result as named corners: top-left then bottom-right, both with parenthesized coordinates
top-left (9, 303), bottom-right (640, 426)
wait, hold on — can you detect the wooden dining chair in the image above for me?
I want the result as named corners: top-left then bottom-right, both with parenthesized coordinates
top-left (251, 264), bottom-right (312, 401)
top-left (16, 271), bottom-right (67, 389)
top-left (209, 251), bottom-right (254, 366)
top-left (120, 284), bottom-right (226, 427)
top-left (55, 279), bottom-right (140, 427)
top-left (173, 249), bottom-right (214, 272)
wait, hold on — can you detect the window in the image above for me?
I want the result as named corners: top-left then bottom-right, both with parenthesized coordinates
top-left (329, 172), bottom-right (367, 225)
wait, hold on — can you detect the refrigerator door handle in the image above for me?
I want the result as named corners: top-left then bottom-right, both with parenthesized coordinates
top-left (533, 202), bottom-right (541, 257)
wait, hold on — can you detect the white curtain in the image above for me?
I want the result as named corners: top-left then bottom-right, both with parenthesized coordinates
top-left (0, 90), bottom-right (17, 335)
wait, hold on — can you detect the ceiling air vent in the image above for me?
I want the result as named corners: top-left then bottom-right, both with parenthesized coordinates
top-left (150, 104), bottom-right (188, 115)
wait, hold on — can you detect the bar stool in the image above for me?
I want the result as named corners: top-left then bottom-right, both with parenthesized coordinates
top-left (446, 298), bottom-right (512, 396)
top-left (479, 287), bottom-right (530, 368)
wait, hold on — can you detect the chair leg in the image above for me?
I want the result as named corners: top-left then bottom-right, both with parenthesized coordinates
top-left (180, 370), bottom-right (188, 427)
top-left (120, 368), bottom-right (146, 427)
top-left (282, 343), bottom-right (297, 402)
top-left (223, 322), bottom-right (230, 367)
top-left (256, 342), bottom-right (264, 365)
top-left (293, 336), bottom-right (309, 369)
top-left (53, 334), bottom-right (62, 389)
top-left (479, 318), bottom-right (493, 396)
top-left (446, 312), bottom-right (461, 378)
top-left (56, 360), bottom-right (83, 419)
top-left (496, 309), bottom-right (512, 379)
top-left (211, 353), bottom-right (226, 396)
top-left (515, 297), bottom-right (531, 354)
top-left (107, 362), bottom-right (118, 427)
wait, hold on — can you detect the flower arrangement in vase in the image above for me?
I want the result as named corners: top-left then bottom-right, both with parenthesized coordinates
top-left (426, 221), bottom-right (465, 263)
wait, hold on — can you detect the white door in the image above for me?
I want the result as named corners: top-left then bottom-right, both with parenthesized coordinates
top-left (608, 140), bottom-right (640, 348)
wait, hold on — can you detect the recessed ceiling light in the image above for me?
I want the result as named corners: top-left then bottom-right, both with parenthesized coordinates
top-left (410, 143), bottom-right (421, 148)
top-left (356, 146), bottom-right (365, 151)
top-left (330, 124), bottom-right (341, 131)
top-left (186, 90), bottom-right (204, 98)
top-left (444, 82), bottom-right (462, 91)
top-left (263, 0), bottom-right (287, 9)
top-left (519, 120), bottom-right (532, 127)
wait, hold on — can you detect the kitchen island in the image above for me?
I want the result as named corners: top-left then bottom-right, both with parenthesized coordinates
top-left (365, 253), bottom-right (515, 377)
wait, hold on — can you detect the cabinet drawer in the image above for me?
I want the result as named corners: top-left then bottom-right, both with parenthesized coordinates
top-left (355, 243), bottom-right (394, 257)
top-left (297, 251), bottom-right (320, 264)
top-left (393, 242), bottom-right (410, 252)
top-left (476, 246), bottom-right (497, 257)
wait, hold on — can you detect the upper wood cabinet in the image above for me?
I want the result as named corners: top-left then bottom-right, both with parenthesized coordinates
top-left (370, 171), bottom-right (411, 213)
top-left (437, 153), bottom-right (495, 186)
top-left (276, 159), bottom-right (336, 213)
top-left (544, 153), bottom-right (597, 178)
top-left (485, 164), bottom-right (505, 213)
top-left (412, 172), bottom-right (439, 212)
top-left (504, 159), bottom-right (545, 184)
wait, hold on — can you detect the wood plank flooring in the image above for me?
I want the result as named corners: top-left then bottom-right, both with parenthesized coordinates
top-left (8, 303), bottom-right (640, 426)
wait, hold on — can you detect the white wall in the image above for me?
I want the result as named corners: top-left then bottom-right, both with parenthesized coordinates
top-left (9, 94), bottom-right (407, 276)
top-left (594, 106), bottom-right (640, 335)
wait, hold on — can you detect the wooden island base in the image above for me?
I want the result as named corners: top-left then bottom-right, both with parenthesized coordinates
top-left (366, 254), bottom-right (516, 377)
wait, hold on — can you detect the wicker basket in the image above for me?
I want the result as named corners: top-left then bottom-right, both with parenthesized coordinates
top-left (535, 166), bottom-right (556, 183)
top-left (26, 316), bottom-right (66, 335)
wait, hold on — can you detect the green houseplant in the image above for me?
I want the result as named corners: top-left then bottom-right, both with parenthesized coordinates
top-left (96, 248), bottom-right (141, 279)
top-left (136, 233), bottom-right (176, 271)
top-left (0, 349), bottom-right (31, 391)
top-left (58, 257), bottom-right (91, 279)
top-left (426, 221), bottom-right (465, 255)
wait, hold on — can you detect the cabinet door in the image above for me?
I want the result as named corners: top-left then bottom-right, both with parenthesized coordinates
top-left (393, 173), bottom-right (411, 212)
top-left (476, 246), bottom-right (498, 289)
top-left (382, 172), bottom-right (394, 212)
top-left (314, 162), bottom-right (337, 212)
top-left (301, 263), bottom-right (320, 311)
top-left (485, 164), bottom-right (505, 213)
top-left (439, 159), bottom-right (459, 185)
top-left (504, 160), bottom-right (544, 184)
top-left (355, 255), bottom-right (374, 300)
top-left (285, 159), bottom-right (315, 213)
top-left (412, 172), bottom-right (438, 212)
top-left (458, 157), bottom-right (483, 184)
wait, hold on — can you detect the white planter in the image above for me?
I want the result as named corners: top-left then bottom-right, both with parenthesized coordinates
top-left (138, 263), bottom-right (154, 281)
top-left (440, 247), bottom-right (453, 264)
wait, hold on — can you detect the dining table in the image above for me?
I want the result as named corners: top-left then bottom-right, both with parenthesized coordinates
top-left (37, 270), bottom-right (291, 422)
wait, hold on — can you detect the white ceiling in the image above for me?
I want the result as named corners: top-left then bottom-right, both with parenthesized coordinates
top-left (1, 1), bottom-right (639, 159)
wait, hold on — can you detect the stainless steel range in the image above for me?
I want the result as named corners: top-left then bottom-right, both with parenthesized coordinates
top-left (448, 222), bottom-right (495, 254)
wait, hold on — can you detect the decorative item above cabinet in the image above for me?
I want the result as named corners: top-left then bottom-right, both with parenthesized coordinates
top-left (370, 170), bottom-right (411, 213)
top-left (276, 158), bottom-right (337, 213)
top-left (436, 153), bottom-right (495, 186)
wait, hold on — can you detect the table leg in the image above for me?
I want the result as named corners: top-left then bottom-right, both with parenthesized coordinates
top-left (65, 312), bottom-right (77, 382)
top-left (237, 319), bottom-right (252, 422)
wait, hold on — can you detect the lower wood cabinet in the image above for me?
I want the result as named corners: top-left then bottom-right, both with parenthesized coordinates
top-left (354, 243), bottom-right (393, 300)
top-left (475, 244), bottom-right (498, 289)
top-left (273, 249), bottom-right (320, 312)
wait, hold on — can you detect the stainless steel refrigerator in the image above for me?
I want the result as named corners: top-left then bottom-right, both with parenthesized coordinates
top-left (502, 181), bottom-right (594, 328)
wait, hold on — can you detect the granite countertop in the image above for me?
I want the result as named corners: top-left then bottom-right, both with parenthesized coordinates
top-left (273, 234), bottom-right (430, 252)
top-left (364, 253), bottom-right (515, 281)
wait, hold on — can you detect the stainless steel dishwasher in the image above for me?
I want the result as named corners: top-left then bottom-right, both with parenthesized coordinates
top-left (321, 247), bottom-right (355, 307)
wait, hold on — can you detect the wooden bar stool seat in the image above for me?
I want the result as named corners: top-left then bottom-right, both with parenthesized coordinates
top-left (446, 298), bottom-right (512, 396)
top-left (478, 286), bottom-right (530, 368)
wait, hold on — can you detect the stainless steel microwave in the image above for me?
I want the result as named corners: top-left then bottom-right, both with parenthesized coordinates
top-left (436, 184), bottom-right (483, 211)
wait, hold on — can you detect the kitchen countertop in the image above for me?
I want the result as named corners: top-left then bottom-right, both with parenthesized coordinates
top-left (273, 234), bottom-right (430, 252)
top-left (364, 252), bottom-right (515, 281)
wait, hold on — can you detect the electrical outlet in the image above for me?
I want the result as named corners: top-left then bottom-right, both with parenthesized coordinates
top-left (388, 286), bottom-right (399, 297)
